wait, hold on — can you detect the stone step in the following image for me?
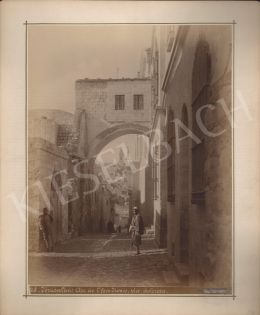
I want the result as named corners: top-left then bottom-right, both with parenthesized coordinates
top-left (145, 226), bottom-right (154, 234)
top-left (174, 262), bottom-right (189, 286)
top-left (29, 248), bottom-right (167, 259)
top-left (162, 271), bottom-right (181, 286)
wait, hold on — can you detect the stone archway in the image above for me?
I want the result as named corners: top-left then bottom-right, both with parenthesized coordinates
top-left (87, 123), bottom-right (150, 169)
top-left (73, 122), bottom-right (150, 235)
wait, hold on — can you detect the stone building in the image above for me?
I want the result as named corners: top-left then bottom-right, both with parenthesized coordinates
top-left (145, 25), bottom-right (232, 289)
top-left (28, 77), bottom-right (152, 251)
top-left (28, 110), bottom-right (83, 251)
top-left (74, 78), bottom-right (152, 233)
top-left (134, 134), bottom-right (154, 228)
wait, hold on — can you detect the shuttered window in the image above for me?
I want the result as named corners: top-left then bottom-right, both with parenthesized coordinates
top-left (115, 95), bottom-right (125, 110)
top-left (133, 95), bottom-right (144, 110)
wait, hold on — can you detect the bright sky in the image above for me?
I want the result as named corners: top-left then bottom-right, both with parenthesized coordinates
top-left (28, 25), bottom-right (153, 114)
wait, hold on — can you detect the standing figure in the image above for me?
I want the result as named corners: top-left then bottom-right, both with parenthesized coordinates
top-left (129, 207), bottom-right (144, 255)
top-left (38, 207), bottom-right (54, 252)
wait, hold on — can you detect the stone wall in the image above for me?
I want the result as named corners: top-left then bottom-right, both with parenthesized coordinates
top-left (138, 159), bottom-right (146, 223)
top-left (28, 109), bottom-right (74, 150)
top-left (57, 124), bottom-right (73, 146)
top-left (67, 174), bottom-right (85, 239)
top-left (75, 80), bottom-right (107, 118)
top-left (142, 152), bottom-right (154, 227)
top-left (28, 137), bottom-right (71, 252)
top-left (75, 78), bottom-right (152, 124)
top-left (152, 110), bottom-right (167, 248)
top-left (29, 109), bottom-right (74, 125)
top-left (132, 162), bottom-right (141, 209)
top-left (102, 190), bottom-right (113, 232)
top-left (163, 25), bottom-right (232, 288)
top-left (28, 117), bottom-right (58, 145)
top-left (106, 79), bottom-right (151, 123)
top-left (93, 182), bottom-right (104, 234)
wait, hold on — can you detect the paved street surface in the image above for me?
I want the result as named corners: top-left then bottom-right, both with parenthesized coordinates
top-left (28, 233), bottom-right (185, 290)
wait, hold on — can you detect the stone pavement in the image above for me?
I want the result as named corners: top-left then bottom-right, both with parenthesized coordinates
top-left (28, 233), bottom-right (185, 289)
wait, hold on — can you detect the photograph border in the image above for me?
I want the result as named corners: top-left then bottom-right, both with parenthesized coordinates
top-left (25, 21), bottom-right (235, 298)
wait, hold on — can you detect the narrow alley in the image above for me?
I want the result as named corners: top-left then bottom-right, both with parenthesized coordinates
top-left (27, 24), bottom-right (233, 294)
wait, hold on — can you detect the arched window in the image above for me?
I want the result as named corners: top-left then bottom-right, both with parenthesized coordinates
top-left (167, 108), bottom-right (175, 202)
top-left (191, 39), bottom-right (211, 205)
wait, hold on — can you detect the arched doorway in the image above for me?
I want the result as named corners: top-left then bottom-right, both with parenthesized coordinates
top-left (87, 123), bottom-right (150, 165)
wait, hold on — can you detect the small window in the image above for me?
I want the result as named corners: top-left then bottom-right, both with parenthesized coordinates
top-left (115, 95), bottom-right (125, 110)
top-left (133, 95), bottom-right (144, 110)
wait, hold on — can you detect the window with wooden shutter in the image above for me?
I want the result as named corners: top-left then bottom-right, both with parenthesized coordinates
top-left (133, 95), bottom-right (144, 110)
top-left (191, 40), bottom-right (211, 205)
top-left (115, 95), bottom-right (125, 110)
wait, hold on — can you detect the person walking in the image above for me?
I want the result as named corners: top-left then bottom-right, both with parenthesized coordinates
top-left (129, 207), bottom-right (144, 255)
top-left (38, 207), bottom-right (54, 252)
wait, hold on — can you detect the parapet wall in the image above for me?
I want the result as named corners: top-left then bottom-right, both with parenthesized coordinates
top-left (28, 117), bottom-right (59, 145)
top-left (29, 109), bottom-right (74, 125)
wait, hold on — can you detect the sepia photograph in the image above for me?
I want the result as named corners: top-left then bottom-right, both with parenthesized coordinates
top-left (1, 1), bottom-right (260, 314)
top-left (26, 23), bottom-right (233, 296)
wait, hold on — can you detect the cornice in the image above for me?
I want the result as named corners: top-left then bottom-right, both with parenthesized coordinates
top-left (162, 25), bottom-right (190, 93)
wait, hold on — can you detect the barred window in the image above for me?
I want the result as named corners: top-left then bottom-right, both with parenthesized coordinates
top-left (115, 95), bottom-right (125, 110)
top-left (133, 95), bottom-right (144, 110)
top-left (153, 145), bottom-right (159, 200)
top-left (191, 40), bottom-right (211, 205)
top-left (167, 109), bottom-right (175, 202)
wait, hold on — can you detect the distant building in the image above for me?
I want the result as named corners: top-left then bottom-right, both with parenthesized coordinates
top-left (140, 48), bottom-right (152, 78)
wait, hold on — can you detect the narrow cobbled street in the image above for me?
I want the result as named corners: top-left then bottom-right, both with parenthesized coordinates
top-left (28, 233), bottom-right (189, 291)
